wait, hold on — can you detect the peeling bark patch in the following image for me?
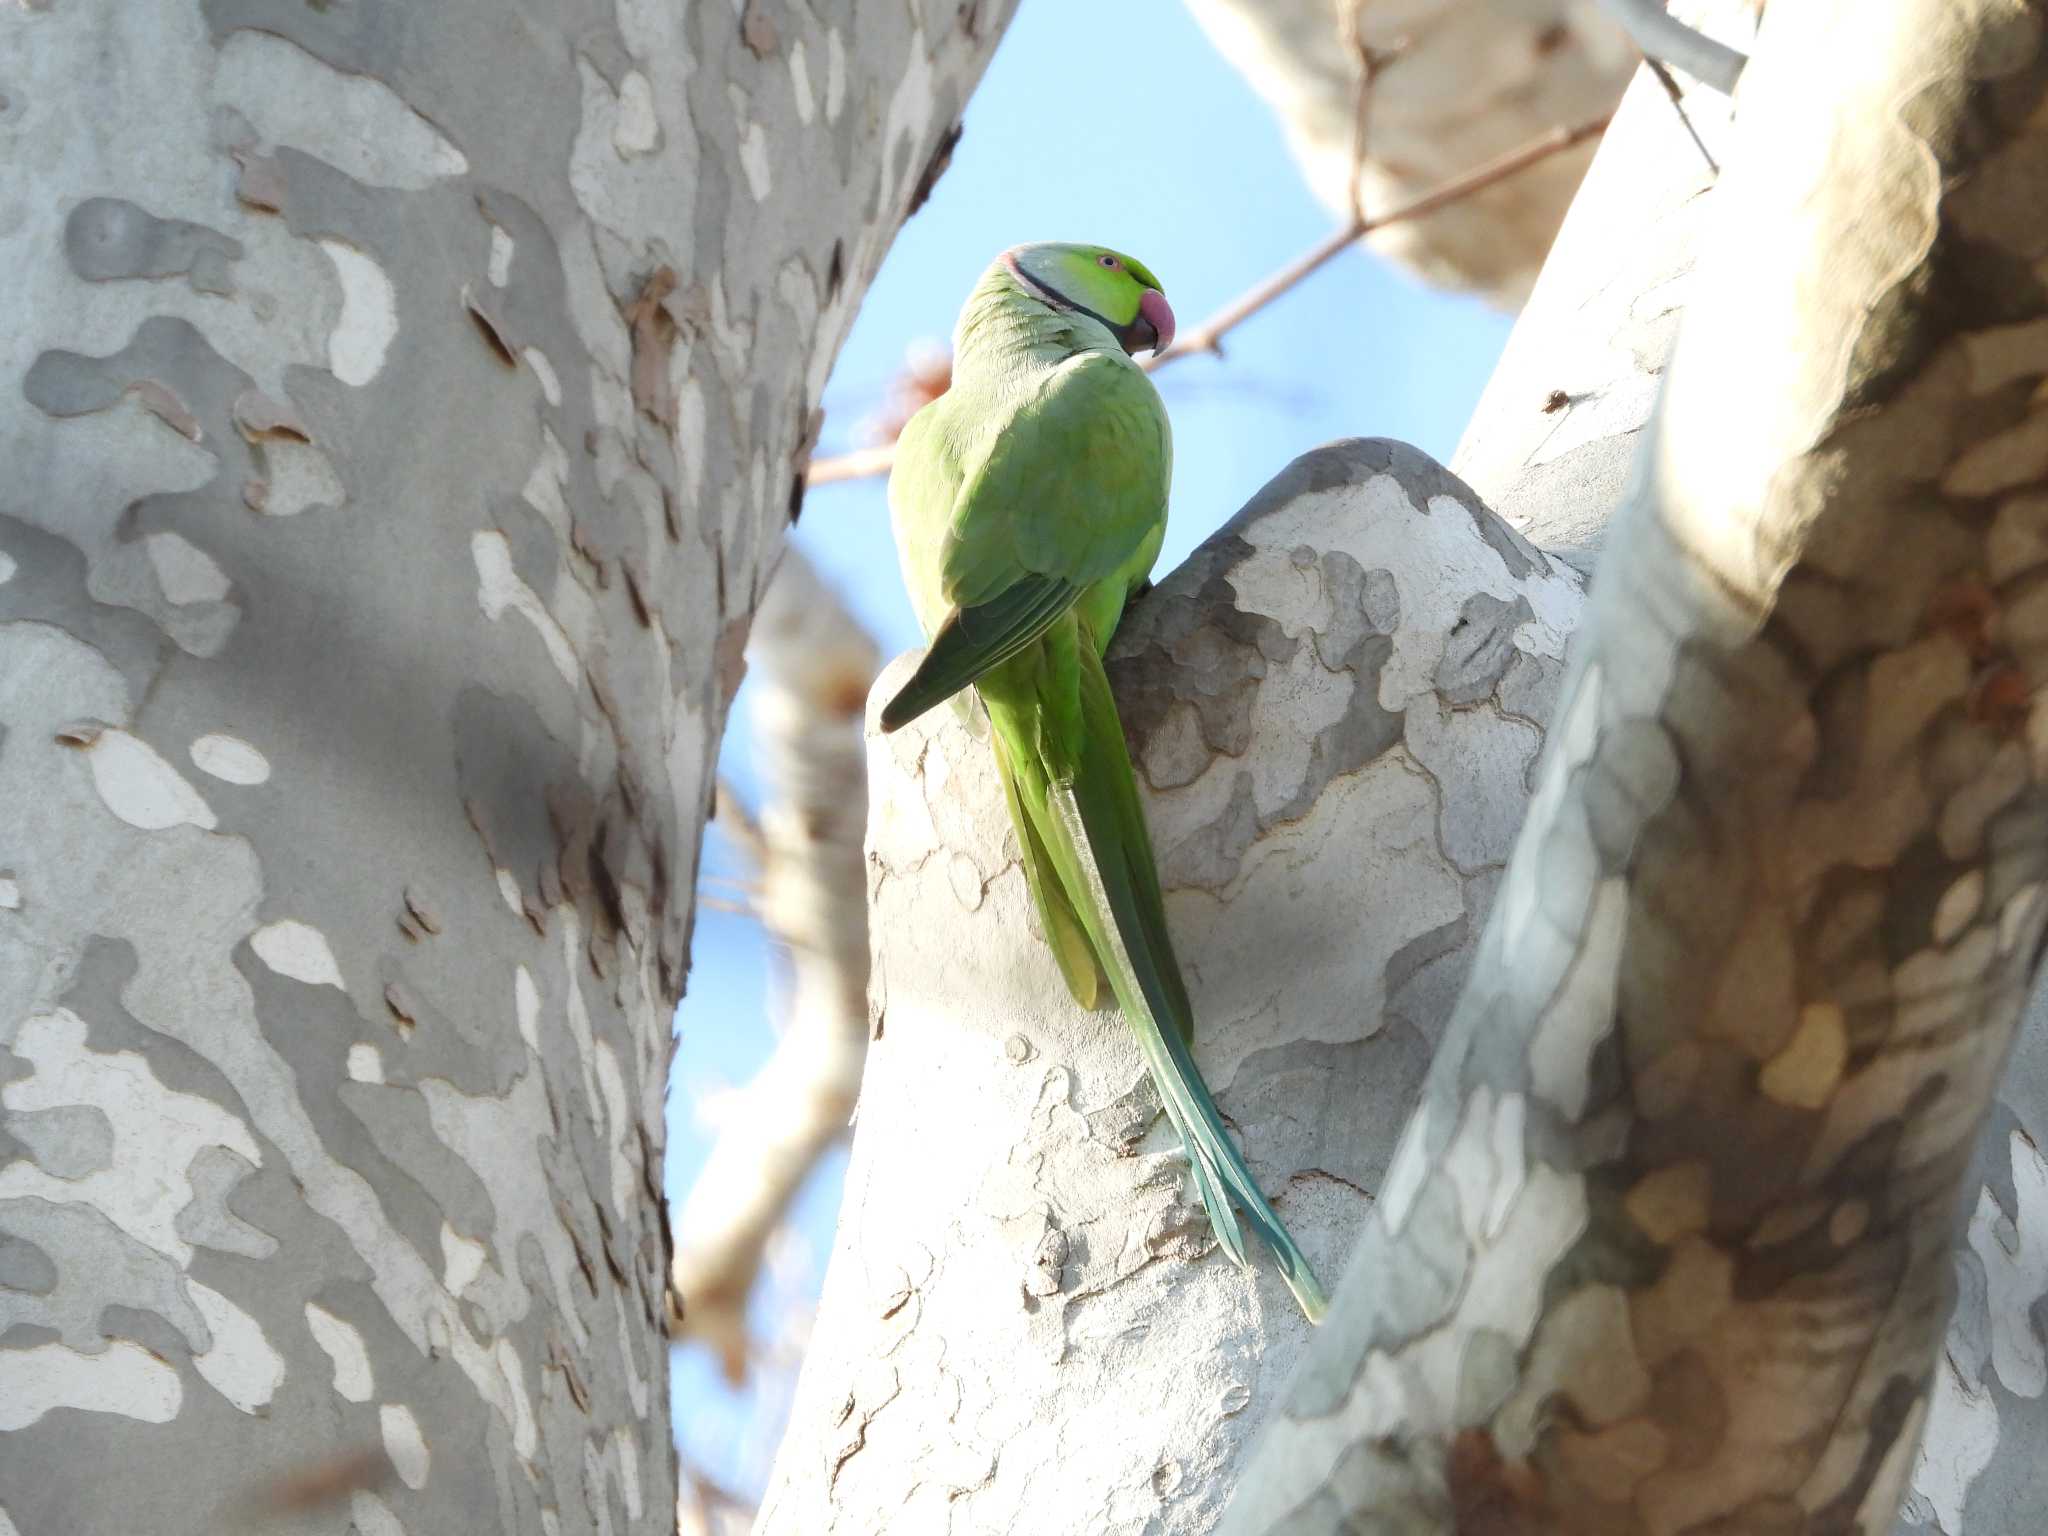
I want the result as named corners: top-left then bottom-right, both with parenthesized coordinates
top-left (231, 388), bottom-right (310, 443)
top-left (741, 0), bottom-right (781, 58)
top-left (303, 1300), bottom-right (374, 1399)
top-left (1439, 592), bottom-right (1536, 706)
top-left (625, 266), bottom-right (679, 427)
top-left (64, 198), bottom-right (243, 294)
top-left (229, 145), bottom-right (288, 213)
top-left (128, 380), bottom-right (204, 442)
top-left (463, 288), bottom-right (518, 368)
top-left (318, 240), bottom-right (399, 386)
top-left (905, 120), bottom-right (962, 220)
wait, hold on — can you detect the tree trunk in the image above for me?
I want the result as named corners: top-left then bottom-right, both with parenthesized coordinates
top-left (0, 4), bottom-right (1010, 1534)
top-left (1224, 1), bottom-right (2048, 1531)
top-left (755, 441), bottom-right (1585, 1534)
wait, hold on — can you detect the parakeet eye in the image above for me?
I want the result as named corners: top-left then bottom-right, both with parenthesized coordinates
top-left (1098, 254), bottom-right (1118, 269)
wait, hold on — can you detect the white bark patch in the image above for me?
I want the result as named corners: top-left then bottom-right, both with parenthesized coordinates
top-left (0, 550), bottom-right (19, 585)
top-left (471, 531), bottom-right (580, 688)
top-left (594, 1040), bottom-right (637, 1217)
top-left (495, 1337), bottom-right (538, 1459)
top-left (189, 732), bottom-right (270, 785)
top-left (736, 119), bottom-right (772, 201)
top-left (0, 1009), bottom-right (262, 1264)
top-left (488, 224), bottom-right (515, 286)
top-left (1969, 1130), bottom-right (2048, 1398)
top-left (144, 532), bottom-right (231, 605)
top-left (1528, 877), bottom-right (1627, 1117)
top-left (613, 1426), bottom-right (643, 1519)
top-left (250, 918), bottom-right (346, 990)
top-left (0, 875), bottom-right (18, 911)
top-left (522, 346), bottom-right (562, 406)
top-left (319, 240), bottom-right (400, 387)
top-left (2000, 882), bottom-right (2043, 955)
top-left (347, 1043), bottom-right (385, 1084)
top-left (305, 1301), bottom-right (375, 1402)
top-left (188, 1279), bottom-right (286, 1413)
top-left (514, 964), bottom-right (542, 1054)
top-left (788, 40), bottom-right (816, 124)
top-left (0, 1340), bottom-right (182, 1430)
top-left (380, 1403), bottom-right (431, 1489)
top-left (612, 70), bottom-right (660, 155)
top-left (1913, 1354), bottom-right (1999, 1533)
top-left (82, 728), bottom-right (217, 831)
top-left (1934, 870), bottom-right (1986, 945)
top-left (254, 439), bottom-right (346, 517)
top-left (441, 1222), bottom-right (488, 1296)
top-left (613, 1295), bottom-right (649, 1420)
top-left (494, 867), bottom-right (526, 919)
top-left (214, 30), bottom-right (469, 189)
top-left (350, 1492), bottom-right (406, 1536)
top-left (1415, 1145), bottom-right (1586, 1430)
top-left (825, 27), bottom-right (848, 119)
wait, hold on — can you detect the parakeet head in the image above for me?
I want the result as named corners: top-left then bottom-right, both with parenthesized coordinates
top-left (1002, 242), bottom-right (1176, 357)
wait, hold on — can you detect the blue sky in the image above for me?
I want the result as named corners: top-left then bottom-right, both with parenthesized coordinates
top-left (668, 0), bottom-right (1519, 1498)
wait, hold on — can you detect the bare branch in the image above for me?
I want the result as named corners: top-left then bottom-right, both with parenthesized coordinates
top-left (668, 548), bottom-right (881, 1381)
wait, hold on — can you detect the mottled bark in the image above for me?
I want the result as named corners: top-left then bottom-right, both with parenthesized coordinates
top-left (1225, 2), bottom-right (2048, 1532)
top-left (0, 3), bottom-right (1009, 1534)
top-left (755, 442), bottom-right (1584, 1534)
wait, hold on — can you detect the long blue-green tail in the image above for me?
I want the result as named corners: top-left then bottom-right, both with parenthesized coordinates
top-left (997, 639), bottom-right (1327, 1322)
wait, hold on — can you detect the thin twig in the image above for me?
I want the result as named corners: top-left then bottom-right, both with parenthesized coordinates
top-left (1147, 111), bottom-right (1612, 369)
top-left (1597, 0), bottom-right (1747, 94)
top-left (802, 111), bottom-right (1612, 486)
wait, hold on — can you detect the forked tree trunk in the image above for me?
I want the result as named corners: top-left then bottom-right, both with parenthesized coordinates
top-left (0, 4), bottom-right (1011, 1533)
top-left (1225, 2), bottom-right (2048, 1531)
top-left (755, 447), bottom-right (1585, 1535)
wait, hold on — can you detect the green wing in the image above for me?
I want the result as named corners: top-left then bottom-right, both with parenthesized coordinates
top-left (880, 352), bottom-right (1169, 730)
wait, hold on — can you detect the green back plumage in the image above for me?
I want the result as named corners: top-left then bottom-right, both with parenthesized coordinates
top-left (882, 245), bottom-right (1326, 1321)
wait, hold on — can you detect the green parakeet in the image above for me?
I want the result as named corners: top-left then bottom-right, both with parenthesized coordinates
top-left (879, 242), bottom-right (1327, 1322)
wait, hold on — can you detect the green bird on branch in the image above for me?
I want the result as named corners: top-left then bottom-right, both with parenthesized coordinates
top-left (879, 242), bottom-right (1327, 1322)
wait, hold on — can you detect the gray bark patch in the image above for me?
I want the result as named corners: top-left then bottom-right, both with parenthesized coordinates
top-left (3, 1104), bottom-right (114, 1179)
top-left (64, 197), bottom-right (244, 294)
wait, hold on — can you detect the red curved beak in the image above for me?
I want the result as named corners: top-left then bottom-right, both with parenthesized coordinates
top-left (1137, 288), bottom-right (1175, 356)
